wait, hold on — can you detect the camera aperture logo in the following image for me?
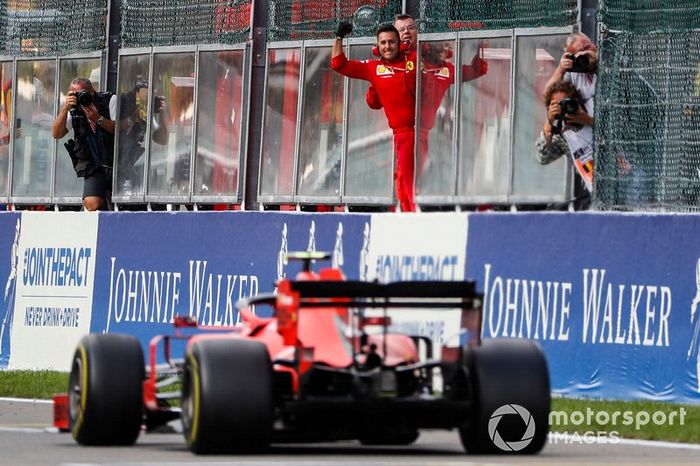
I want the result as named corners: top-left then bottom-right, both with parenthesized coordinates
top-left (488, 404), bottom-right (536, 452)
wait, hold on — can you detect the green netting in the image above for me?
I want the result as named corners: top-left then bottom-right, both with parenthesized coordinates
top-left (0, 0), bottom-right (107, 56)
top-left (418, 0), bottom-right (578, 33)
top-left (596, 1), bottom-right (700, 211)
top-left (120, 0), bottom-right (251, 47)
top-left (266, 0), bottom-right (401, 41)
top-left (600, 0), bottom-right (700, 33)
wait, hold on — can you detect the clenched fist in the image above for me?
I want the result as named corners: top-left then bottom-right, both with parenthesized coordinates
top-left (335, 21), bottom-right (353, 39)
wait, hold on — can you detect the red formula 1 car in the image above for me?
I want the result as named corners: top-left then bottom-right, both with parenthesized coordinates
top-left (56, 253), bottom-right (550, 454)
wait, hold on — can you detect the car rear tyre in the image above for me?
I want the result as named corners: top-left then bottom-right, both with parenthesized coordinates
top-left (459, 339), bottom-right (550, 454)
top-left (69, 333), bottom-right (144, 445)
top-left (181, 338), bottom-right (273, 454)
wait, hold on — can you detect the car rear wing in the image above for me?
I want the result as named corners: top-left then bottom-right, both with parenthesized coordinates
top-left (238, 280), bottom-right (482, 347)
top-left (239, 280), bottom-right (482, 310)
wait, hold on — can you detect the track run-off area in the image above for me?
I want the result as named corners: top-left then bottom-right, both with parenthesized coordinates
top-left (1, 399), bottom-right (699, 466)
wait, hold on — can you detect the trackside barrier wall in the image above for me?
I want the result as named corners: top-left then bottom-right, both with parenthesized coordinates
top-left (0, 210), bottom-right (698, 404)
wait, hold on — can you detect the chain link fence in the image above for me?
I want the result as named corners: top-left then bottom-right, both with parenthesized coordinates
top-left (418, 0), bottom-right (577, 33)
top-left (0, 0), bottom-right (107, 56)
top-left (596, 1), bottom-right (700, 211)
top-left (267, 0), bottom-right (401, 41)
top-left (0, 1), bottom-right (253, 54)
top-left (121, 0), bottom-right (251, 47)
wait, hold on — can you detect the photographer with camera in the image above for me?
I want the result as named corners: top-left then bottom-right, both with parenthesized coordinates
top-left (535, 32), bottom-right (598, 208)
top-left (118, 79), bottom-right (168, 194)
top-left (51, 78), bottom-right (116, 211)
top-left (544, 32), bottom-right (597, 118)
top-left (536, 80), bottom-right (594, 201)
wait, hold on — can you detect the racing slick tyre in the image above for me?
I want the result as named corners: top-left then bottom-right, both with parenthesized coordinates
top-left (181, 338), bottom-right (273, 454)
top-left (68, 333), bottom-right (145, 446)
top-left (459, 339), bottom-right (550, 455)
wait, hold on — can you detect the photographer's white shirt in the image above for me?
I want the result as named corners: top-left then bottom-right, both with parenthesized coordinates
top-left (65, 94), bottom-right (118, 130)
top-left (565, 71), bottom-right (596, 115)
top-left (562, 124), bottom-right (594, 192)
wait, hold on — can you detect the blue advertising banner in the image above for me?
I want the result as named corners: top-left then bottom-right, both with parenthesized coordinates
top-left (2, 208), bottom-right (699, 404)
top-left (466, 212), bottom-right (700, 403)
top-left (0, 213), bottom-right (22, 368)
top-left (90, 211), bottom-right (370, 357)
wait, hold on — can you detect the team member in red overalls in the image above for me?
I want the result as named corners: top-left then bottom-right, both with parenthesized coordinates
top-left (331, 21), bottom-right (417, 212)
top-left (366, 15), bottom-right (488, 178)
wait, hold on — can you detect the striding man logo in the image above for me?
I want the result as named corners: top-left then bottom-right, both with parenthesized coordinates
top-left (332, 223), bottom-right (344, 269)
top-left (359, 222), bottom-right (371, 281)
top-left (689, 258), bottom-right (700, 392)
top-left (277, 223), bottom-right (288, 282)
top-left (307, 220), bottom-right (316, 253)
top-left (0, 219), bottom-right (21, 368)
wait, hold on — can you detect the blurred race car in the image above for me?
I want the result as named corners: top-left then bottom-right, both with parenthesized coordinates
top-left (55, 252), bottom-right (550, 454)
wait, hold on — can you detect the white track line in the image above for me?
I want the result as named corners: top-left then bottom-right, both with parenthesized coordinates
top-left (613, 437), bottom-right (700, 451)
top-left (0, 396), bottom-right (53, 404)
top-left (0, 426), bottom-right (56, 433)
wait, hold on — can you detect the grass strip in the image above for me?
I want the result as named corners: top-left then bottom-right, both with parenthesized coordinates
top-left (551, 397), bottom-right (700, 444)
top-left (0, 370), bottom-right (69, 399)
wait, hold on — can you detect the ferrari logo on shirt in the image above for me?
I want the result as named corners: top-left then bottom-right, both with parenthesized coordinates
top-left (406, 61), bottom-right (414, 71)
top-left (376, 65), bottom-right (394, 76)
top-left (438, 67), bottom-right (450, 77)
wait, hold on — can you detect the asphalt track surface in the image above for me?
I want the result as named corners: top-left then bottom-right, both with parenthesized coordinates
top-left (1, 399), bottom-right (699, 466)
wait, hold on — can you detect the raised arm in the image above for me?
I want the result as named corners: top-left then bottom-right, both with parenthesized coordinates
top-left (52, 93), bottom-right (76, 139)
top-left (332, 21), bottom-right (353, 59)
top-left (462, 53), bottom-right (488, 82)
top-left (330, 21), bottom-right (373, 82)
top-left (543, 52), bottom-right (573, 98)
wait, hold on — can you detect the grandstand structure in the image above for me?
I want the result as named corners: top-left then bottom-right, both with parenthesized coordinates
top-left (0, 0), bottom-right (695, 211)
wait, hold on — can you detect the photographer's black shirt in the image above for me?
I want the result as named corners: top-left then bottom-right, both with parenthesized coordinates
top-left (66, 93), bottom-right (116, 171)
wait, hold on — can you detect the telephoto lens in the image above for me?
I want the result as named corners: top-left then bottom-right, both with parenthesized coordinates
top-left (75, 90), bottom-right (93, 107)
top-left (570, 54), bottom-right (590, 73)
top-left (560, 98), bottom-right (579, 115)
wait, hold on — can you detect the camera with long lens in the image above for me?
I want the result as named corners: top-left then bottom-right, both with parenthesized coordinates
top-left (560, 98), bottom-right (579, 115)
top-left (65, 90), bottom-right (95, 177)
top-left (68, 90), bottom-right (94, 136)
top-left (73, 90), bottom-right (94, 108)
top-left (565, 53), bottom-right (590, 73)
top-left (551, 98), bottom-right (581, 135)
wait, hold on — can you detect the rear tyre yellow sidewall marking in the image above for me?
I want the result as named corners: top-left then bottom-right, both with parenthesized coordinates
top-left (186, 353), bottom-right (201, 448)
top-left (71, 345), bottom-right (88, 438)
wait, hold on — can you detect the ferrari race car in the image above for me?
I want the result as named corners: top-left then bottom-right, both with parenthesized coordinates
top-left (55, 252), bottom-right (550, 454)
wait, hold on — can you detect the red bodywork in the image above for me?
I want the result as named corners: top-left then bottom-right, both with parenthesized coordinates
top-left (137, 266), bottom-right (419, 420)
top-left (55, 262), bottom-right (480, 433)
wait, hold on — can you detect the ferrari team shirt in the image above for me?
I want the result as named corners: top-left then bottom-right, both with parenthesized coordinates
top-left (330, 52), bottom-right (416, 132)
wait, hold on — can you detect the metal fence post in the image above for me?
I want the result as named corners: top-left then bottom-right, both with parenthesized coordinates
top-left (243, 0), bottom-right (269, 210)
top-left (580, 0), bottom-right (597, 42)
top-left (106, 0), bottom-right (121, 93)
top-left (405, 0), bottom-right (419, 17)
